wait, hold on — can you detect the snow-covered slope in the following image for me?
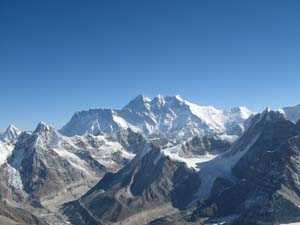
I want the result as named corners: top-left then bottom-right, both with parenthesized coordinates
top-left (0, 125), bottom-right (21, 165)
top-left (0, 141), bottom-right (14, 165)
top-left (282, 104), bottom-right (300, 122)
top-left (160, 134), bottom-right (232, 170)
top-left (60, 95), bottom-right (253, 141)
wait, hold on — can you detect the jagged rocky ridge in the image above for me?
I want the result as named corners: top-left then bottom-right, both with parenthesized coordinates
top-left (63, 144), bottom-right (202, 225)
top-left (0, 122), bottom-right (148, 224)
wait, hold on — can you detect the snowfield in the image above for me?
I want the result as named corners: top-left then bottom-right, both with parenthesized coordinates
top-left (161, 144), bottom-right (217, 170)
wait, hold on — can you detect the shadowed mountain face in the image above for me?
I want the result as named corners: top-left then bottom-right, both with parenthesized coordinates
top-left (111, 128), bottom-right (147, 154)
top-left (232, 110), bottom-right (298, 178)
top-left (188, 110), bottom-right (300, 225)
top-left (0, 201), bottom-right (48, 225)
top-left (182, 135), bottom-right (232, 156)
top-left (63, 145), bottom-right (201, 225)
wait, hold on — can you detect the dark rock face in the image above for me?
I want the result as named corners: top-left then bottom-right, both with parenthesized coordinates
top-left (0, 201), bottom-right (48, 225)
top-left (189, 110), bottom-right (300, 225)
top-left (63, 146), bottom-right (201, 225)
top-left (112, 128), bottom-right (147, 154)
top-left (8, 132), bottom-right (103, 202)
top-left (0, 163), bottom-right (27, 203)
top-left (232, 110), bottom-right (298, 178)
top-left (182, 135), bottom-right (232, 156)
top-left (19, 148), bottom-right (87, 200)
top-left (147, 216), bottom-right (200, 225)
top-left (235, 136), bottom-right (300, 224)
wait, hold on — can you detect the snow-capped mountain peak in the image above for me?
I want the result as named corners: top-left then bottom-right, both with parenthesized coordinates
top-left (123, 94), bottom-right (151, 112)
top-left (34, 121), bottom-right (52, 133)
top-left (60, 95), bottom-right (253, 141)
top-left (0, 124), bottom-right (21, 143)
top-left (0, 125), bottom-right (21, 166)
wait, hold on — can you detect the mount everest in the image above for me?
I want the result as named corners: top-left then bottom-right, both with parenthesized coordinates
top-left (60, 95), bottom-right (252, 140)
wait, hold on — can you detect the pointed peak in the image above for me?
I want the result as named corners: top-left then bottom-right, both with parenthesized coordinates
top-left (134, 94), bottom-right (151, 102)
top-left (260, 107), bottom-right (277, 116)
top-left (4, 124), bottom-right (20, 134)
top-left (34, 121), bottom-right (52, 133)
top-left (0, 124), bottom-right (21, 142)
top-left (260, 107), bottom-right (285, 117)
top-left (255, 107), bottom-right (286, 124)
top-left (123, 94), bottom-right (151, 111)
top-left (128, 94), bottom-right (150, 101)
top-left (264, 107), bottom-right (271, 112)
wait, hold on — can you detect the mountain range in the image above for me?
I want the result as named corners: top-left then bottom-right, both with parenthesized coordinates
top-left (1, 95), bottom-right (300, 225)
top-left (60, 95), bottom-right (252, 141)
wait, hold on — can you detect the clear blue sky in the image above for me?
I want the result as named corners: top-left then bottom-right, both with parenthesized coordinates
top-left (1, 0), bottom-right (300, 130)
